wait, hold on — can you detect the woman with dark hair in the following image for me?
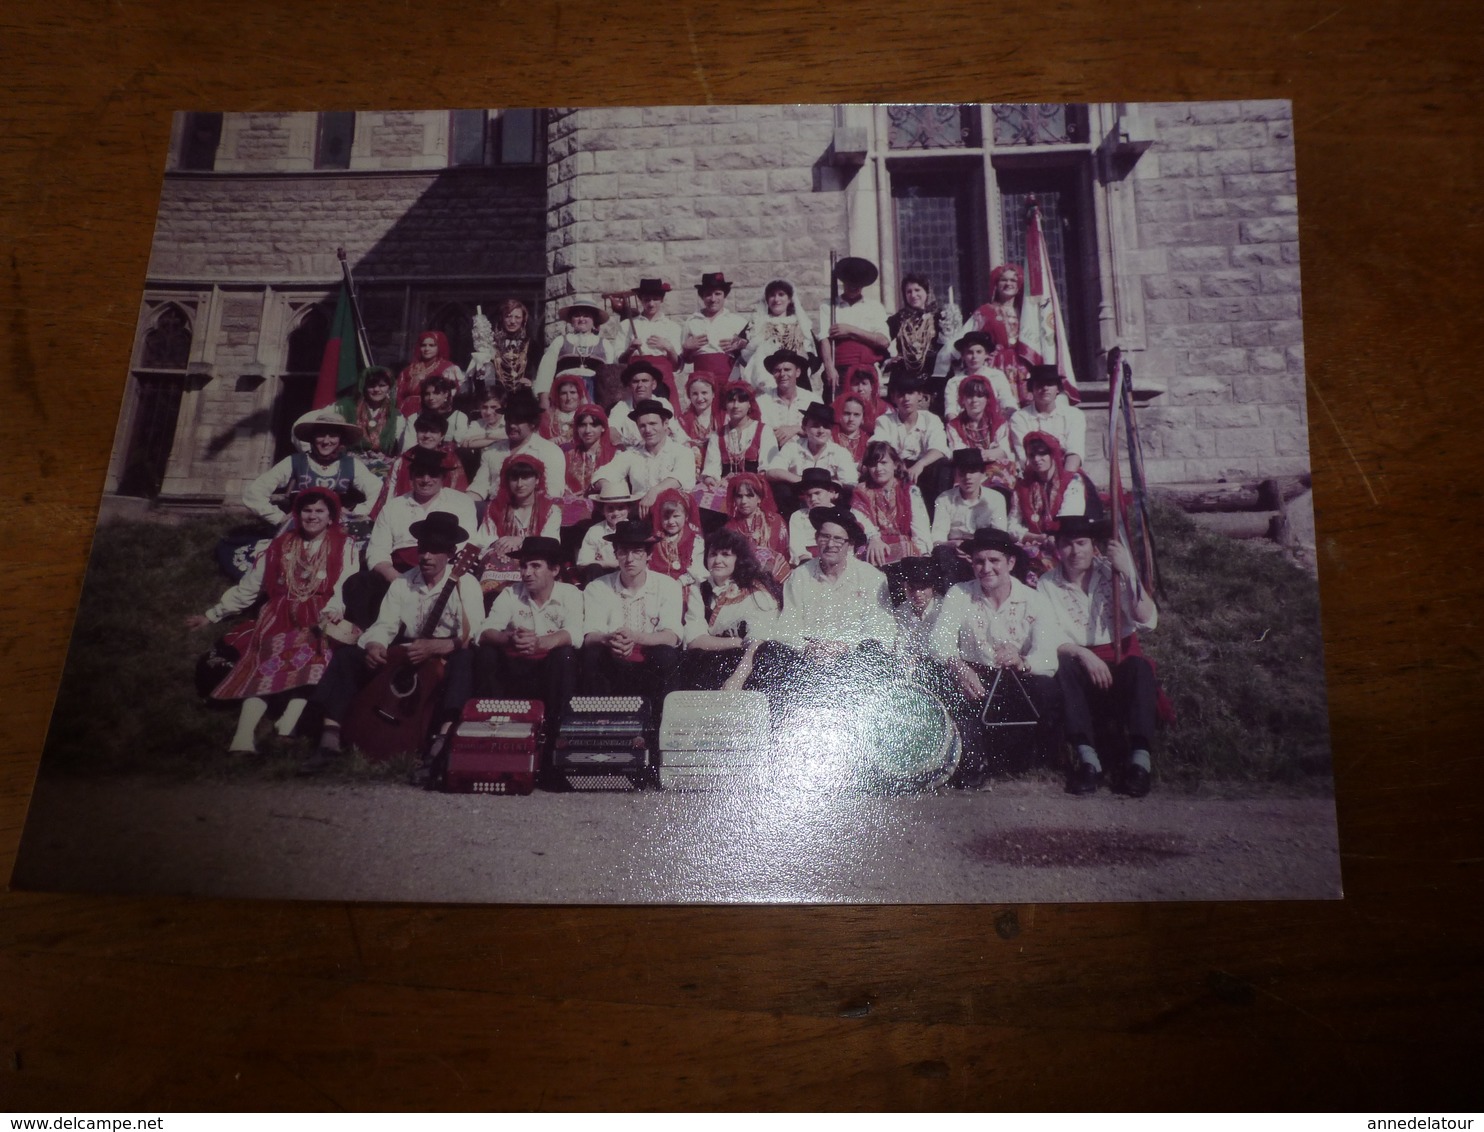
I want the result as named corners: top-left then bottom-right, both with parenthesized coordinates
top-left (185, 487), bottom-right (358, 753)
top-left (396, 329), bottom-right (464, 418)
top-left (944, 373), bottom-right (1017, 495)
top-left (700, 382), bottom-right (779, 489)
top-left (852, 440), bottom-right (932, 567)
top-left (888, 273), bottom-right (948, 392)
top-left (723, 471), bottom-right (791, 581)
top-left (742, 279), bottom-right (814, 391)
top-left (674, 527), bottom-right (782, 691)
top-left (336, 366), bottom-right (402, 478)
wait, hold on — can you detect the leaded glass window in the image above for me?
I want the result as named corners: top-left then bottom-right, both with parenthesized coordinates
top-left (315, 112), bottom-right (356, 170)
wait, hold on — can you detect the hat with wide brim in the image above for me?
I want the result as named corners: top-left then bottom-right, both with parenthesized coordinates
top-left (1054, 514), bottom-right (1112, 541)
top-left (764, 349), bottom-right (812, 374)
top-left (621, 358), bottom-right (665, 385)
top-left (798, 467), bottom-right (844, 495)
top-left (514, 536), bottom-right (566, 564)
top-left (954, 330), bottom-right (995, 354)
top-left (833, 256), bottom-right (879, 287)
top-left (408, 510), bottom-right (469, 550)
top-left (557, 298), bottom-right (609, 326)
top-left (588, 480), bottom-right (644, 505)
top-left (1026, 364), bottom-right (1062, 388)
top-left (292, 407), bottom-right (363, 445)
top-left (808, 505), bottom-right (868, 548)
top-left (962, 526), bottom-right (1028, 570)
top-left (801, 401), bottom-right (836, 428)
top-left (604, 518), bottom-right (662, 547)
top-left (634, 278), bottom-right (672, 297)
top-left (896, 555), bottom-right (943, 590)
top-left (695, 272), bottom-right (733, 295)
top-left (630, 397), bottom-right (674, 422)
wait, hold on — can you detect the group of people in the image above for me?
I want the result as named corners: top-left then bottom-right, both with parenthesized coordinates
top-left (188, 256), bottom-right (1164, 795)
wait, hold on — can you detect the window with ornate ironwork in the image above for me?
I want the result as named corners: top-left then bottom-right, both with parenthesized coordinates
top-left (448, 109), bottom-right (546, 167)
top-left (989, 104), bottom-right (1089, 147)
top-left (119, 302), bottom-right (195, 498)
top-left (177, 113), bottom-right (223, 171)
top-left (887, 105), bottom-right (981, 150)
top-left (315, 112), bottom-right (356, 170)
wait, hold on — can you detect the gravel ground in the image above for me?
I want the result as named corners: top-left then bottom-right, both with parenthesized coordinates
top-left (11, 775), bottom-right (1342, 904)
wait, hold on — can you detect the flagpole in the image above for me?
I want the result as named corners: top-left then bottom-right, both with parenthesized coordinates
top-left (337, 247), bottom-right (375, 368)
top-left (1107, 346), bottom-right (1126, 663)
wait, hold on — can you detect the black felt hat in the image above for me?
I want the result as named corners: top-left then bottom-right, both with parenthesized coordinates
top-left (1027, 364), bottom-right (1062, 388)
top-left (798, 467), bottom-right (843, 495)
top-left (407, 446), bottom-right (451, 476)
top-left (1054, 514), bottom-right (1112, 541)
top-left (621, 358), bottom-right (665, 385)
top-left (604, 519), bottom-right (661, 547)
top-left (808, 505), bottom-right (867, 548)
top-left (800, 401), bottom-right (835, 427)
top-left (954, 330), bottom-right (995, 354)
top-left (408, 510), bottom-right (469, 551)
top-left (833, 256), bottom-right (879, 287)
top-left (514, 536), bottom-right (566, 564)
top-left (635, 278), bottom-right (672, 297)
top-left (696, 271), bottom-right (733, 295)
top-left (631, 397), bottom-right (673, 422)
top-left (951, 448), bottom-right (987, 472)
top-left (764, 349), bottom-right (811, 375)
top-left (896, 556), bottom-right (942, 590)
top-left (963, 526), bottom-right (1025, 568)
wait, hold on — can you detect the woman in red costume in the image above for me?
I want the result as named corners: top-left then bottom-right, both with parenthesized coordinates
top-left (675, 371), bottom-right (720, 479)
top-left (723, 471), bottom-right (791, 582)
top-left (944, 374), bottom-right (1017, 496)
top-left (831, 392), bottom-right (877, 466)
top-left (396, 329), bottom-right (464, 418)
top-left (648, 487), bottom-right (707, 584)
top-left (185, 488), bottom-right (358, 753)
top-left (539, 374), bottom-right (587, 450)
top-left (475, 454), bottom-right (561, 595)
top-left (560, 403), bottom-right (617, 532)
top-left (700, 382), bottom-right (778, 489)
top-left (852, 440), bottom-right (931, 567)
top-left (965, 264), bottom-right (1035, 406)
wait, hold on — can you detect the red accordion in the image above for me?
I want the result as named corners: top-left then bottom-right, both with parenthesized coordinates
top-left (444, 698), bottom-right (546, 795)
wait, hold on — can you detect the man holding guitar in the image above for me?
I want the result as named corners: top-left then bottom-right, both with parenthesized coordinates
top-left (305, 511), bottom-right (484, 775)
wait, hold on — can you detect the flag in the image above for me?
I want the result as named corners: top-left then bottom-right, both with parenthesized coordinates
top-left (311, 281), bottom-right (362, 409)
top-left (1019, 202), bottom-right (1080, 403)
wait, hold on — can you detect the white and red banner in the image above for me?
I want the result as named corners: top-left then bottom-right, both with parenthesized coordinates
top-left (1019, 202), bottom-right (1081, 403)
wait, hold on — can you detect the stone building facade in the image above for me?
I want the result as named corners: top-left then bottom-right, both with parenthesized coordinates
top-left (114, 101), bottom-right (1306, 509)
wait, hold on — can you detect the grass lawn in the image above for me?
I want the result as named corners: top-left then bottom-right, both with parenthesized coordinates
top-left (37, 505), bottom-right (1332, 792)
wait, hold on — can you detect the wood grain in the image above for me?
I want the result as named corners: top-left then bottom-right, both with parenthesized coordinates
top-left (3, 0), bottom-right (1482, 1111)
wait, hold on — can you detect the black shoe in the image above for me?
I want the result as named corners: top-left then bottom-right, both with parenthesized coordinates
top-left (1065, 760), bottom-right (1100, 795)
top-left (1120, 764), bottom-right (1152, 798)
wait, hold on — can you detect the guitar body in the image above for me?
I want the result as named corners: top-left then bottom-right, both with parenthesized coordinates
top-left (343, 646), bottom-right (447, 762)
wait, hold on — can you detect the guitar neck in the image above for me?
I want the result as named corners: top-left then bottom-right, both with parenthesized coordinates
top-left (413, 544), bottom-right (479, 640)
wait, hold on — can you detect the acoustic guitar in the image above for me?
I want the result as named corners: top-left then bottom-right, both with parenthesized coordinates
top-left (342, 543), bottom-right (481, 762)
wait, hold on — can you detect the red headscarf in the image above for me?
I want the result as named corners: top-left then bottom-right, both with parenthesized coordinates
top-left (263, 487), bottom-right (351, 630)
top-left (1014, 430), bottom-right (1078, 536)
top-left (397, 329), bottom-right (459, 417)
top-left (831, 392), bottom-right (877, 464)
top-left (851, 442), bottom-right (918, 549)
top-left (541, 374), bottom-right (588, 447)
top-left (950, 374), bottom-right (1009, 434)
top-left (845, 368), bottom-right (890, 420)
top-left (648, 487), bottom-right (703, 579)
top-left (564, 404), bottom-right (617, 496)
top-left (724, 471), bottom-right (788, 562)
top-left (677, 371), bottom-right (722, 444)
top-left (484, 454), bottom-right (557, 542)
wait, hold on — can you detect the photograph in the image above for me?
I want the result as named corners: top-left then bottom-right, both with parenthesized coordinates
top-left (11, 101), bottom-right (1339, 904)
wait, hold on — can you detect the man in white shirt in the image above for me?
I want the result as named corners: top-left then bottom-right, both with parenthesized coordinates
top-left (681, 271), bottom-right (749, 392)
top-left (759, 507), bottom-right (895, 692)
top-left (1010, 365), bottom-right (1085, 472)
top-left (468, 388), bottom-right (566, 501)
top-left (364, 447), bottom-right (480, 582)
top-left (608, 359), bottom-right (682, 449)
top-left (870, 371), bottom-right (949, 492)
top-left (242, 408), bottom-right (383, 527)
top-left (928, 526), bottom-right (1065, 785)
top-left (591, 398), bottom-right (697, 517)
top-left (615, 278), bottom-right (684, 399)
top-left (474, 536), bottom-right (582, 727)
top-left (1036, 515), bottom-right (1161, 797)
top-left (819, 256), bottom-right (891, 402)
top-left (307, 510), bottom-right (484, 774)
top-left (765, 401), bottom-right (860, 501)
top-left (580, 520), bottom-right (685, 702)
top-left (757, 349), bottom-right (822, 446)
top-left (930, 448), bottom-right (1009, 583)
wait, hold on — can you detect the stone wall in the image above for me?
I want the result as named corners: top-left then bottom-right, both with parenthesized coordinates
top-left (1096, 99), bottom-right (1307, 485)
top-left (150, 167), bottom-right (547, 282)
top-left (546, 105), bottom-right (846, 332)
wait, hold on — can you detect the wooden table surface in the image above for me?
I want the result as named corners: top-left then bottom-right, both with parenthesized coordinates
top-left (3, 0), bottom-right (1481, 1111)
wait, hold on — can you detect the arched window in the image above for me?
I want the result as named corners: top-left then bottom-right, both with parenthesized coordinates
top-left (118, 302), bottom-right (195, 498)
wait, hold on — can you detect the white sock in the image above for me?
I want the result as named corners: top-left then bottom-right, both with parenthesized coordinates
top-left (1130, 748), bottom-right (1151, 771)
top-left (1076, 744), bottom-right (1102, 773)
top-left (230, 697), bottom-right (268, 752)
top-left (275, 697), bottom-right (307, 737)
top-left (319, 721), bottom-right (343, 753)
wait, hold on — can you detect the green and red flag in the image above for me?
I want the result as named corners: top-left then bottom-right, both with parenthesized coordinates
top-left (312, 281), bottom-right (363, 409)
